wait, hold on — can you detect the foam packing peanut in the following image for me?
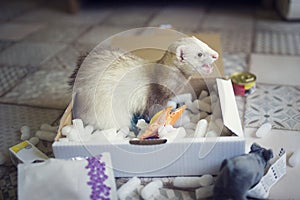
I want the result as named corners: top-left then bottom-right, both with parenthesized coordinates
top-left (83, 125), bottom-right (94, 136)
top-left (198, 90), bottom-right (208, 100)
top-left (197, 100), bottom-right (212, 113)
top-left (202, 96), bottom-right (211, 104)
top-left (174, 114), bottom-right (190, 127)
top-left (195, 185), bottom-right (214, 199)
top-left (141, 180), bottom-right (163, 200)
top-left (166, 100), bottom-right (177, 110)
top-left (184, 122), bottom-right (197, 130)
top-left (187, 101), bottom-right (200, 114)
top-left (58, 138), bottom-right (69, 142)
top-left (185, 128), bottom-right (195, 137)
top-left (36, 130), bottom-right (56, 142)
top-left (214, 118), bottom-right (223, 129)
top-left (20, 126), bottom-right (31, 141)
top-left (136, 119), bottom-right (149, 130)
top-left (173, 175), bottom-right (214, 189)
top-left (212, 102), bottom-right (221, 117)
top-left (190, 113), bottom-right (201, 123)
top-left (40, 123), bottom-right (58, 132)
top-left (288, 149), bottom-right (300, 167)
top-left (171, 93), bottom-right (192, 105)
top-left (159, 126), bottom-right (186, 142)
top-left (29, 137), bottom-right (39, 146)
top-left (173, 177), bottom-right (203, 188)
top-left (195, 119), bottom-right (208, 137)
top-left (210, 93), bottom-right (218, 103)
top-left (256, 123), bottom-right (272, 138)
top-left (206, 130), bottom-right (218, 137)
top-left (117, 176), bottom-right (141, 200)
top-left (61, 125), bottom-right (72, 136)
top-left (205, 115), bottom-right (212, 123)
top-left (200, 112), bottom-right (208, 120)
top-left (72, 119), bottom-right (84, 131)
top-left (198, 174), bottom-right (214, 187)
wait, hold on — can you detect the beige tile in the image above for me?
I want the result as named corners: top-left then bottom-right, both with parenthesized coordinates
top-left (104, 7), bottom-right (158, 27)
top-left (0, 69), bottom-right (72, 109)
top-left (244, 127), bottom-right (300, 199)
top-left (14, 8), bottom-right (111, 25)
top-left (77, 25), bottom-right (136, 45)
top-left (0, 103), bottom-right (62, 153)
top-left (148, 6), bottom-right (205, 31)
top-left (24, 24), bottom-right (89, 44)
top-left (0, 23), bottom-right (43, 41)
top-left (202, 12), bottom-right (254, 31)
top-left (0, 42), bottom-right (66, 67)
top-left (250, 54), bottom-right (300, 86)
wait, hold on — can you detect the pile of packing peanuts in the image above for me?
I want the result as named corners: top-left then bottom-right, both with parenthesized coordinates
top-left (59, 85), bottom-right (231, 143)
top-left (117, 175), bottom-right (215, 200)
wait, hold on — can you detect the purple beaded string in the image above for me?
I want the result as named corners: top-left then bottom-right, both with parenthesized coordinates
top-left (85, 155), bottom-right (111, 200)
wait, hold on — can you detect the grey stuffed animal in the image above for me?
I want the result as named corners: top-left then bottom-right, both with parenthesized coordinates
top-left (213, 143), bottom-right (273, 200)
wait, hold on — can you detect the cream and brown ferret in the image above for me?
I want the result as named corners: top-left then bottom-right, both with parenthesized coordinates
top-left (70, 36), bottom-right (219, 133)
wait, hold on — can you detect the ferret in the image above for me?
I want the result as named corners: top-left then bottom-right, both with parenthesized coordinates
top-left (213, 143), bottom-right (274, 200)
top-left (70, 36), bottom-right (218, 132)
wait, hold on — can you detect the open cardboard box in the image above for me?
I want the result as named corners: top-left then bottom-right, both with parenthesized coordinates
top-left (53, 33), bottom-right (245, 177)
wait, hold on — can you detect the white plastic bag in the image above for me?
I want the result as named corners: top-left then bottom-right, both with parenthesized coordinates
top-left (18, 152), bottom-right (117, 200)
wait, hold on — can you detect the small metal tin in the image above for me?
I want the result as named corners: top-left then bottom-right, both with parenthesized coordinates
top-left (230, 72), bottom-right (256, 96)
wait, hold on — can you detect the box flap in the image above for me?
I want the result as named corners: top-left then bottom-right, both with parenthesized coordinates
top-left (217, 78), bottom-right (244, 137)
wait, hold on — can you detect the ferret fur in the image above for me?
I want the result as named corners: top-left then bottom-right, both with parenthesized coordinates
top-left (71, 36), bottom-right (218, 131)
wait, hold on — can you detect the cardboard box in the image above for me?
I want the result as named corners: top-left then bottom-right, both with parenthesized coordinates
top-left (53, 33), bottom-right (245, 177)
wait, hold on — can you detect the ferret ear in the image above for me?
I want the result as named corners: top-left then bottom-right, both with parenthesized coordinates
top-left (176, 45), bottom-right (185, 62)
top-left (263, 149), bottom-right (274, 162)
top-left (250, 143), bottom-right (262, 152)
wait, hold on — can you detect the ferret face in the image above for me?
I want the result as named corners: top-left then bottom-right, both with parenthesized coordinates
top-left (174, 36), bottom-right (219, 76)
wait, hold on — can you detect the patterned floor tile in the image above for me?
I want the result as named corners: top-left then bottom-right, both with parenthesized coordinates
top-left (250, 54), bottom-right (300, 86)
top-left (41, 43), bottom-right (93, 70)
top-left (0, 69), bottom-right (73, 109)
top-left (24, 24), bottom-right (90, 44)
top-left (14, 8), bottom-right (111, 25)
top-left (77, 25), bottom-right (133, 45)
top-left (0, 103), bottom-right (62, 154)
top-left (148, 6), bottom-right (205, 31)
top-left (0, 166), bottom-right (17, 200)
top-left (0, 65), bottom-right (32, 97)
top-left (0, 42), bottom-right (66, 67)
top-left (201, 9), bottom-right (254, 31)
top-left (0, 103), bottom-right (62, 200)
top-left (104, 6), bottom-right (158, 27)
top-left (222, 52), bottom-right (248, 77)
top-left (198, 28), bottom-right (253, 53)
top-left (244, 83), bottom-right (300, 131)
top-left (254, 30), bottom-right (300, 56)
top-left (254, 20), bottom-right (300, 55)
top-left (0, 22), bottom-right (43, 41)
top-left (256, 20), bottom-right (300, 32)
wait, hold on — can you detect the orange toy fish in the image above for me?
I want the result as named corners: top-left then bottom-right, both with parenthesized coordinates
top-left (138, 105), bottom-right (187, 140)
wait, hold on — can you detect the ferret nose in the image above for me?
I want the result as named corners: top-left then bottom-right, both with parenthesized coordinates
top-left (212, 53), bottom-right (218, 59)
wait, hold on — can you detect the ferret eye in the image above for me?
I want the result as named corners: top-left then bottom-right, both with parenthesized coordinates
top-left (198, 53), bottom-right (203, 57)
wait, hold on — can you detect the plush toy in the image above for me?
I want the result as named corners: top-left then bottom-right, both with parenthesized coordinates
top-left (213, 143), bottom-right (273, 200)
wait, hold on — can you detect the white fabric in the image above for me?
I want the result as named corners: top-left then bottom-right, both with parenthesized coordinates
top-left (18, 153), bottom-right (117, 200)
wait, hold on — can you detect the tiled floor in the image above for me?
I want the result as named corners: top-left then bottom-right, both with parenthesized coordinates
top-left (0, 0), bottom-right (300, 199)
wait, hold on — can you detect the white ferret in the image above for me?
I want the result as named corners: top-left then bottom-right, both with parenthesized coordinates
top-left (71, 36), bottom-right (219, 133)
